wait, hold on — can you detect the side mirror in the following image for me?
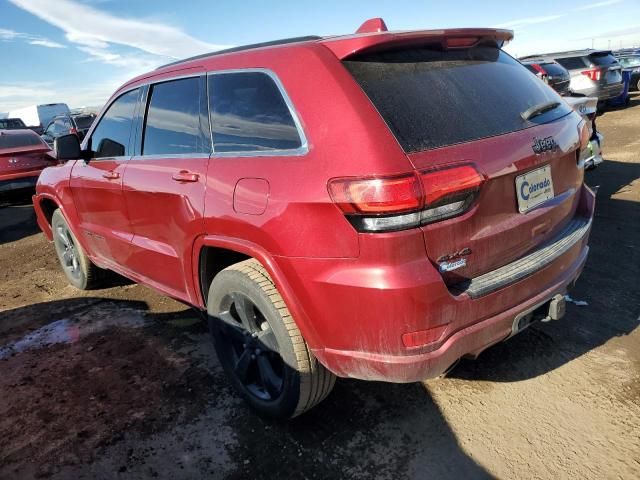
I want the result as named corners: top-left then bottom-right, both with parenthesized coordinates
top-left (53, 134), bottom-right (81, 161)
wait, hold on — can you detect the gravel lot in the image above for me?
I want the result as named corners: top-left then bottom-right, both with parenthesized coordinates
top-left (1, 95), bottom-right (639, 480)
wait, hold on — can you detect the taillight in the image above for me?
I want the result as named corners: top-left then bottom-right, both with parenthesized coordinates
top-left (577, 120), bottom-right (592, 167)
top-left (530, 63), bottom-right (546, 75)
top-left (327, 174), bottom-right (422, 214)
top-left (328, 165), bottom-right (484, 233)
top-left (581, 68), bottom-right (602, 81)
top-left (420, 165), bottom-right (484, 224)
top-left (69, 128), bottom-right (78, 135)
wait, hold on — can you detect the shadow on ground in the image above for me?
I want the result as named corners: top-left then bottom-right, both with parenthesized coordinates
top-left (0, 297), bottom-right (492, 479)
top-left (0, 192), bottom-right (39, 245)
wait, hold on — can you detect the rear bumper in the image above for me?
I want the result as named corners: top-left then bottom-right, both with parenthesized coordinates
top-left (316, 245), bottom-right (588, 382)
top-left (279, 185), bottom-right (596, 382)
top-left (0, 174), bottom-right (38, 193)
top-left (573, 82), bottom-right (624, 101)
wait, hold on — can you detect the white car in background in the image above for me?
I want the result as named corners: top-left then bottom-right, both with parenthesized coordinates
top-left (564, 96), bottom-right (603, 170)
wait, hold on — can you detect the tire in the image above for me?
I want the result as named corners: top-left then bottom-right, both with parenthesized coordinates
top-left (207, 259), bottom-right (335, 419)
top-left (51, 209), bottom-right (104, 290)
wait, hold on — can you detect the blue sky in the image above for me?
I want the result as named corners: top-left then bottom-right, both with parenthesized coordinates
top-left (1, 0), bottom-right (638, 110)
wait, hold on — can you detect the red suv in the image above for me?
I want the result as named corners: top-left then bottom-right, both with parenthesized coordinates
top-left (33, 20), bottom-right (595, 419)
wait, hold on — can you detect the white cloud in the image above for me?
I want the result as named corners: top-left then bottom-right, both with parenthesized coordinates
top-left (494, 15), bottom-right (564, 30)
top-left (8, 0), bottom-right (229, 59)
top-left (573, 0), bottom-right (623, 11)
top-left (0, 27), bottom-right (66, 48)
top-left (0, 78), bottom-right (126, 111)
top-left (0, 28), bottom-right (20, 40)
top-left (28, 39), bottom-right (66, 48)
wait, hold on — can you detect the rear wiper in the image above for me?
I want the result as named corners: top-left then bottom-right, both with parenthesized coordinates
top-left (521, 101), bottom-right (561, 121)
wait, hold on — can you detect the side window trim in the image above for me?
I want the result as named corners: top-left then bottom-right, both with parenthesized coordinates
top-left (207, 68), bottom-right (309, 157)
top-left (86, 87), bottom-right (141, 161)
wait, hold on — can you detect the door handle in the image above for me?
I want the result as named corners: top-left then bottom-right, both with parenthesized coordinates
top-left (102, 170), bottom-right (120, 180)
top-left (172, 170), bottom-right (199, 182)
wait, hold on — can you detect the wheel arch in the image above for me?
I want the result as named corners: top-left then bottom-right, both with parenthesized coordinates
top-left (193, 235), bottom-right (321, 350)
top-left (33, 193), bottom-right (62, 240)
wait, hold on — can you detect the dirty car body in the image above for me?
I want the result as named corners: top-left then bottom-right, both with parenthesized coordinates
top-left (33, 21), bottom-right (596, 415)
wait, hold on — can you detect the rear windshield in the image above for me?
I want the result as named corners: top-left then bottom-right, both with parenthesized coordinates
top-left (74, 115), bottom-right (95, 129)
top-left (556, 57), bottom-right (587, 70)
top-left (343, 46), bottom-right (572, 153)
top-left (0, 119), bottom-right (26, 129)
top-left (0, 133), bottom-right (44, 149)
top-left (589, 52), bottom-right (618, 67)
top-left (540, 62), bottom-right (568, 77)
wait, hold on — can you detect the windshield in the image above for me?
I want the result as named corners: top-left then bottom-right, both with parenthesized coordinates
top-left (74, 115), bottom-right (95, 129)
top-left (344, 46), bottom-right (572, 153)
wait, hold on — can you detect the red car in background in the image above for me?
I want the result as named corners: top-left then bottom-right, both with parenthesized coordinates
top-left (33, 19), bottom-right (595, 419)
top-left (0, 129), bottom-right (56, 194)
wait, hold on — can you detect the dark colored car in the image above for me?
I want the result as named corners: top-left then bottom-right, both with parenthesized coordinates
top-left (521, 49), bottom-right (624, 103)
top-left (614, 54), bottom-right (640, 91)
top-left (0, 118), bottom-right (28, 130)
top-left (41, 113), bottom-right (96, 146)
top-left (521, 60), bottom-right (571, 95)
top-left (32, 20), bottom-right (595, 419)
top-left (0, 129), bottom-right (56, 194)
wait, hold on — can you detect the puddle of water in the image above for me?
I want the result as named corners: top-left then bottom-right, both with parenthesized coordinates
top-left (0, 309), bottom-right (146, 359)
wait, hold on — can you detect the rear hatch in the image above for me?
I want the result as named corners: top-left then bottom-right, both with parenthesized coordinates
top-left (588, 51), bottom-right (623, 86)
top-left (0, 131), bottom-right (53, 176)
top-left (342, 41), bottom-right (584, 285)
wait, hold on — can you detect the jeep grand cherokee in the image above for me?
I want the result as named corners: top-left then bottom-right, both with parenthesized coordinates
top-left (33, 19), bottom-right (595, 418)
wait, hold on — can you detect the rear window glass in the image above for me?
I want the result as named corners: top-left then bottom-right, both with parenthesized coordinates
top-left (74, 115), bottom-right (95, 129)
top-left (589, 52), bottom-right (618, 66)
top-left (343, 46), bottom-right (572, 153)
top-left (0, 119), bottom-right (26, 129)
top-left (208, 72), bottom-right (303, 153)
top-left (556, 57), bottom-right (587, 70)
top-left (540, 62), bottom-right (568, 77)
top-left (0, 133), bottom-right (44, 149)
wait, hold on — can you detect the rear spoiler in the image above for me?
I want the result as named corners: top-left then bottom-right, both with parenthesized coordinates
top-left (321, 27), bottom-right (514, 60)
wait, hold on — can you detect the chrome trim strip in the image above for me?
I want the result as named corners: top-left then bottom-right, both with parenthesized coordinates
top-left (128, 153), bottom-right (211, 161)
top-left (86, 68), bottom-right (308, 160)
top-left (453, 216), bottom-right (592, 299)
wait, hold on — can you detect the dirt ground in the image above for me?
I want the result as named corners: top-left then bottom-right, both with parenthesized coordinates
top-left (1, 96), bottom-right (639, 480)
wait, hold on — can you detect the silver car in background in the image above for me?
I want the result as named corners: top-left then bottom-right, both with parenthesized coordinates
top-left (521, 50), bottom-right (623, 104)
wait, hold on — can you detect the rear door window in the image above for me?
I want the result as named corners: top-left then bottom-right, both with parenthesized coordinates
top-left (90, 88), bottom-right (139, 158)
top-left (142, 76), bottom-right (209, 156)
top-left (343, 46), bottom-right (572, 153)
top-left (208, 71), bottom-right (303, 153)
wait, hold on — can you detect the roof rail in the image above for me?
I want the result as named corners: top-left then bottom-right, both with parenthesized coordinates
top-left (156, 35), bottom-right (322, 70)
